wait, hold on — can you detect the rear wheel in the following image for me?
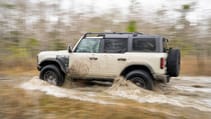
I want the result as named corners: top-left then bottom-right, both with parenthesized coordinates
top-left (40, 65), bottom-right (65, 86)
top-left (126, 70), bottom-right (154, 90)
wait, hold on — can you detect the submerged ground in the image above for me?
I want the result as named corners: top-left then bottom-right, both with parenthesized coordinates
top-left (0, 76), bottom-right (211, 119)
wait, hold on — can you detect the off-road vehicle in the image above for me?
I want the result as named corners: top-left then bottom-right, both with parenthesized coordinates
top-left (37, 32), bottom-right (180, 90)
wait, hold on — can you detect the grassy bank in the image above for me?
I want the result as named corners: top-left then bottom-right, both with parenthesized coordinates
top-left (0, 55), bottom-right (210, 76)
top-left (0, 59), bottom-right (38, 76)
top-left (181, 56), bottom-right (211, 76)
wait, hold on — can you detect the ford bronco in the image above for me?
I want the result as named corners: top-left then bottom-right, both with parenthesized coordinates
top-left (37, 32), bottom-right (180, 90)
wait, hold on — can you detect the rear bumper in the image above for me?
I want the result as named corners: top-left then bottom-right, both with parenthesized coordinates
top-left (154, 74), bottom-right (170, 83)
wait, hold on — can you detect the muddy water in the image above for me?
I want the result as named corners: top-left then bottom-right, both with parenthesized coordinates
top-left (0, 76), bottom-right (211, 119)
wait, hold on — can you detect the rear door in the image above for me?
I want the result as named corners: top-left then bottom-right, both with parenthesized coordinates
top-left (97, 38), bottom-right (128, 78)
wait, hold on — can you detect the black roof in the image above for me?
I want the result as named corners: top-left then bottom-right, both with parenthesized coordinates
top-left (83, 32), bottom-right (162, 39)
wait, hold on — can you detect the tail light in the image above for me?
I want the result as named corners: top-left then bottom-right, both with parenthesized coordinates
top-left (160, 58), bottom-right (165, 69)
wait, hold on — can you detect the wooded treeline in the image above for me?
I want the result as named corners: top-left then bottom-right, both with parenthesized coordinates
top-left (0, 0), bottom-right (210, 75)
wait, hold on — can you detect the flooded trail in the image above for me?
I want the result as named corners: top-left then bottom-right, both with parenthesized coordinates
top-left (0, 76), bottom-right (211, 119)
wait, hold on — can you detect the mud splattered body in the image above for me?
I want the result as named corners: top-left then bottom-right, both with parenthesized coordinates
top-left (0, 76), bottom-right (211, 119)
top-left (68, 60), bottom-right (90, 78)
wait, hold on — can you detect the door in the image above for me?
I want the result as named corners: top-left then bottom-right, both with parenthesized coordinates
top-left (68, 38), bottom-right (102, 78)
top-left (97, 38), bottom-right (128, 78)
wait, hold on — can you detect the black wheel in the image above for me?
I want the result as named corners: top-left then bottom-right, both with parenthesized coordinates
top-left (167, 49), bottom-right (181, 77)
top-left (40, 65), bottom-right (65, 86)
top-left (125, 70), bottom-right (154, 90)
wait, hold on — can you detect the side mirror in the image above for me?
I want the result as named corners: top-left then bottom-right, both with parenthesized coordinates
top-left (68, 45), bottom-right (72, 53)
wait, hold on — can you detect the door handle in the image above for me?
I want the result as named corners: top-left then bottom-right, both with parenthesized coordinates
top-left (89, 57), bottom-right (98, 60)
top-left (117, 58), bottom-right (126, 61)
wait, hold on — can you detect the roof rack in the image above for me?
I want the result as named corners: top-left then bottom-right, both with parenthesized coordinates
top-left (82, 32), bottom-right (143, 39)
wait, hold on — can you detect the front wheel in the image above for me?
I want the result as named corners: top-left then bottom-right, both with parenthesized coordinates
top-left (40, 65), bottom-right (65, 86)
top-left (125, 70), bottom-right (154, 90)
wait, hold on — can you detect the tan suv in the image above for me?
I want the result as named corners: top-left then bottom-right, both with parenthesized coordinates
top-left (37, 32), bottom-right (181, 90)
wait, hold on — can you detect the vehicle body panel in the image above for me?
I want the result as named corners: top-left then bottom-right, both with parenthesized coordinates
top-left (37, 32), bottom-right (170, 82)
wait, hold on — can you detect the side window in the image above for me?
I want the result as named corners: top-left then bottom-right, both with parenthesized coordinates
top-left (103, 39), bottom-right (128, 53)
top-left (163, 38), bottom-right (168, 52)
top-left (132, 38), bottom-right (156, 52)
top-left (75, 38), bottom-right (100, 53)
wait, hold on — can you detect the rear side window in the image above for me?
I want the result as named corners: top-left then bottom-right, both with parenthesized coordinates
top-left (104, 39), bottom-right (128, 53)
top-left (132, 38), bottom-right (156, 52)
top-left (163, 38), bottom-right (168, 52)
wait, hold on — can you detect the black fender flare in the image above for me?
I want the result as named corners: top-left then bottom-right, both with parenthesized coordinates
top-left (120, 64), bottom-right (154, 77)
top-left (38, 57), bottom-right (69, 74)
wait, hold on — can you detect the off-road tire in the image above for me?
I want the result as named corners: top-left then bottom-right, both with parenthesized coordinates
top-left (40, 65), bottom-right (65, 86)
top-left (126, 70), bottom-right (154, 90)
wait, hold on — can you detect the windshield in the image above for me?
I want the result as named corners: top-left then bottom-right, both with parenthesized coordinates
top-left (75, 38), bottom-right (101, 53)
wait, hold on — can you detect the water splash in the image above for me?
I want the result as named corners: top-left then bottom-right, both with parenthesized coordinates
top-left (19, 76), bottom-right (211, 112)
top-left (19, 76), bottom-right (120, 105)
top-left (106, 77), bottom-right (211, 112)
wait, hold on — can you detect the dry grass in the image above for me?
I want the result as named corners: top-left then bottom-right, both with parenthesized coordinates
top-left (0, 84), bottom-right (175, 119)
top-left (0, 66), bottom-right (38, 76)
top-left (0, 85), bottom-right (38, 119)
top-left (181, 56), bottom-right (211, 76)
top-left (0, 55), bottom-right (210, 76)
top-left (0, 58), bottom-right (38, 76)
